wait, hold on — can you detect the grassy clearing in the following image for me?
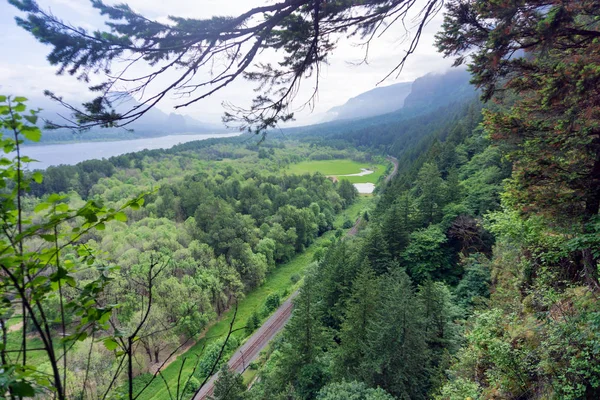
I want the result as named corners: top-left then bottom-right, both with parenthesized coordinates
top-left (287, 159), bottom-right (388, 184)
top-left (4, 328), bottom-right (49, 367)
top-left (138, 196), bottom-right (372, 400)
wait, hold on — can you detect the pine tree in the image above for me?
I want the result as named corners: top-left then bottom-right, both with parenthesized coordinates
top-left (333, 260), bottom-right (380, 382)
top-left (381, 201), bottom-right (410, 259)
top-left (363, 228), bottom-right (393, 275)
top-left (210, 364), bottom-right (246, 400)
top-left (414, 163), bottom-right (446, 225)
top-left (417, 280), bottom-right (461, 390)
top-left (437, 0), bottom-right (600, 286)
top-left (10, 0), bottom-right (442, 133)
top-left (365, 269), bottom-right (430, 400)
top-left (282, 271), bottom-right (327, 371)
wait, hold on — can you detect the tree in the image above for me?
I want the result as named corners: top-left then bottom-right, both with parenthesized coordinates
top-left (436, 0), bottom-right (600, 286)
top-left (380, 200), bottom-right (410, 258)
top-left (317, 381), bottom-right (394, 400)
top-left (363, 228), bottom-right (393, 275)
top-left (210, 364), bottom-right (246, 400)
top-left (402, 225), bottom-right (452, 284)
top-left (10, 0), bottom-right (444, 133)
top-left (274, 270), bottom-right (329, 398)
top-left (365, 269), bottom-right (430, 399)
top-left (413, 163), bottom-right (446, 225)
top-left (338, 180), bottom-right (358, 208)
top-left (0, 96), bottom-right (148, 399)
top-left (334, 261), bottom-right (380, 382)
top-left (417, 281), bottom-right (461, 389)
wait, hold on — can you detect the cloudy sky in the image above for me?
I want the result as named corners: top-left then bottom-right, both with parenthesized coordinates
top-left (0, 0), bottom-right (455, 126)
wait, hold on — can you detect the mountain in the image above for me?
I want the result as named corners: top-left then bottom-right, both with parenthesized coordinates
top-left (108, 92), bottom-right (222, 134)
top-left (22, 93), bottom-right (224, 144)
top-left (324, 68), bottom-right (472, 123)
top-left (286, 68), bottom-right (476, 140)
top-left (403, 68), bottom-right (473, 110)
top-left (326, 81), bottom-right (413, 121)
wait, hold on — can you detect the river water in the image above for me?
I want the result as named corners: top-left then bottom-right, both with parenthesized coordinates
top-left (21, 133), bottom-right (241, 170)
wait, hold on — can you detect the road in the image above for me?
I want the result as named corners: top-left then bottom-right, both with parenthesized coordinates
top-left (193, 158), bottom-right (399, 399)
top-left (385, 156), bottom-right (399, 183)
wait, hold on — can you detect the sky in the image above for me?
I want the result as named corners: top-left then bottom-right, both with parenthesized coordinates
top-left (0, 0), bottom-right (455, 126)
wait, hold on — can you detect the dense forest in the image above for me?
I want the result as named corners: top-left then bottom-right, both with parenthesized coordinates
top-left (2, 0), bottom-right (600, 399)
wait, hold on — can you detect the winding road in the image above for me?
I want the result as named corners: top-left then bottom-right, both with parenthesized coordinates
top-left (385, 156), bottom-right (399, 184)
top-left (193, 157), bottom-right (400, 399)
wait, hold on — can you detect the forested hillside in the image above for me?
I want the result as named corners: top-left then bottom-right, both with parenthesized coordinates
top-left (240, 2), bottom-right (600, 399)
top-left (2, 0), bottom-right (600, 399)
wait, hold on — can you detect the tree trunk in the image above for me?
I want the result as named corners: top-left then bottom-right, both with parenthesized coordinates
top-left (582, 144), bottom-right (600, 290)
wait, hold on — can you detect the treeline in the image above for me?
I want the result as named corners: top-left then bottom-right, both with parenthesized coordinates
top-left (29, 137), bottom-right (369, 199)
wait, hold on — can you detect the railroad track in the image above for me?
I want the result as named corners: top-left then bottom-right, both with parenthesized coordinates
top-left (193, 291), bottom-right (298, 399)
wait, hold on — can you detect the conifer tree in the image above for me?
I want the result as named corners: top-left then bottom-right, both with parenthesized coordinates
top-left (333, 260), bottom-right (380, 382)
top-left (381, 201), bottom-right (410, 258)
top-left (437, 0), bottom-right (600, 287)
top-left (414, 163), bottom-right (446, 225)
top-left (365, 269), bottom-right (430, 399)
top-left (211, 364), bottom-right (246, 400)
top-left (363, 228), bottom-right (393, 275)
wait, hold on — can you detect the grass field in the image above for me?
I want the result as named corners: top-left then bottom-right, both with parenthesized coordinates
top-left (287, 159), bottom-right (388, 184)
top-left (138, 196), bottom-right (372, 400)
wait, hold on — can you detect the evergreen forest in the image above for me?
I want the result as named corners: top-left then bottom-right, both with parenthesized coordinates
top-left (2, 1), bottom-right (600, 400)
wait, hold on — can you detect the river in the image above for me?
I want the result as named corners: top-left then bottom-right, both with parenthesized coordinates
top-left (20, 133), bottom-right (241, 170)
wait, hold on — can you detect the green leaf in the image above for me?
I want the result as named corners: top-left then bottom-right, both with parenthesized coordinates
top-left (31, 276), bottom-right (49, 286)
top-left (114, 212), bottom-right (127, 222)
top-left (14, 103), bottom-right (26, 112)
top-left (34, 202), bottom-right (50, 213)
top-left (10, 381), bottom-right (35, 397)
top-left (55, 203), bottom-right (69, 213)
top-left (0, 95), bottom-right (7, 102)
top-left (13, 96), bottom-right (28, 103)
top-left (99, 310), bottom-right (112, 325)
top-left (4, 142), bottom-right (15, 153)
top-left (32, 171), bottom-right (43, 184)
top-left (96, 222), bottom-right (106, 231)
top-left (40, 234), bottom-right (56, 242)
top-left (24, 115), bottom-right (38, 125)
top-left (21, 126), bottom-right (41, 142)
top-left (48, 194), bottom-right (65, 203)
top-left (103, 337), bottom-right (119, 351)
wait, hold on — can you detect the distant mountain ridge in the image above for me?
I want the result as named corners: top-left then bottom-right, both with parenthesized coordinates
top-left (403, 69), bottom-right (473, 110)
top-left (23, 93), bottom-right (224, 144)
top-left (107, 92), bottom-right (221, 134)
top-left (327, 81), bottom-right (413, 121)
top-left (325, 69), bottom-right (472, 122)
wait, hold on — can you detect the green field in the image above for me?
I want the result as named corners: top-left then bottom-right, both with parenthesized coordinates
top-left (287, 159), bottom-right (388, 184)
top-left (138, 196), bottom-right (372, 400)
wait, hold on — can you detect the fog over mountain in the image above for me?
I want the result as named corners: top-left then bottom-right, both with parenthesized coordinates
top-left (326, 81), bottom-right (413, 121)
top-left (24, 93), bottom-right (223, 143)
top-left (325, 68), bottom-right (471, 123)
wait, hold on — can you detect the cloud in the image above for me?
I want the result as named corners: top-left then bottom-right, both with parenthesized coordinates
top-left (0, 0), bottom-right (456, 125)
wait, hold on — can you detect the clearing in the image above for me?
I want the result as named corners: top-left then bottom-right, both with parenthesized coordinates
top-left (287, 159), bottom-right (388, 184)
